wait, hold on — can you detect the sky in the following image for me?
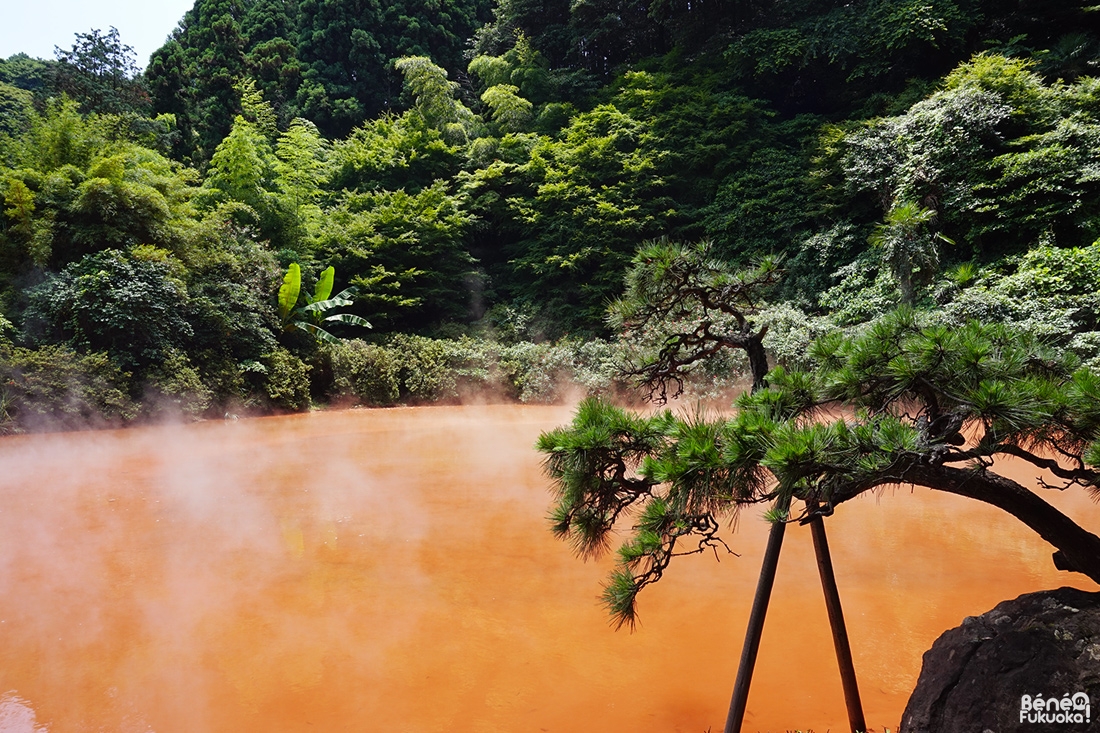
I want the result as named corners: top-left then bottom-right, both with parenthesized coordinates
top-left (0, 0), bottom-right (195, 70)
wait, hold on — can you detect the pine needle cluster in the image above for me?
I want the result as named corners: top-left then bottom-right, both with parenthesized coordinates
top-left (539, 309), bottom-right (1100, 628)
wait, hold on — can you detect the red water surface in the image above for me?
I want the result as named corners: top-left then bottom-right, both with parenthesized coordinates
top-left (0, 404), bottom-right (1097, 732)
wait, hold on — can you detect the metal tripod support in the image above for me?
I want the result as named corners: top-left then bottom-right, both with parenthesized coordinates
top-left (723, 498), bottom-right (866, 733)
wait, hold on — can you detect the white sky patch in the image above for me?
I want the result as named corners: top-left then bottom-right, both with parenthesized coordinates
top-left (0, 0), bottom-right (195, 71)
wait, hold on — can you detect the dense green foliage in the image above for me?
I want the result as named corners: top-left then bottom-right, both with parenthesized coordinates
top-left (25, 248), bottom-right (194, 371)
top-left (53, 27), bottom-right (150, 116)
top-left (144, 0), bottom-right (494, 160)
top-left (3, 3), bottom-right (1100, 430)
top-left (320, 333), bottom-right (623, 405)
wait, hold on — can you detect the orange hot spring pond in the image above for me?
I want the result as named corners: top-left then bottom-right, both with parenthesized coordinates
top-left (0, 404), bottom-right (1098, 732)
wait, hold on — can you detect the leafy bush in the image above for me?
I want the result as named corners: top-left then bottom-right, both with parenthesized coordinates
top-left (499, 340), bottom-right (574, 402)
top-left (385, 333), bottom-right (498, 400)
top-left (0, 344), bottom-right (136, 432)
top-left (141, 348), bottom-right (213, 419)
top-left (261, 348), bottom-right (312, 411)
top-left (934, 243), bottom-right (1100, 345)
top-left (817, 254), bottom-right (900, 325)
top-left (839, 54), bottom-right (1100, 260)
top-left (570, 339), bottom-right (621, 394)
top-left (24, 247), bottom-right (193, 372)
top-left (759, 302), bottom-right (836, 370)
top-left (325, 339), bottom-right (401, 405)
top-left (387, 333), bottom-right (462, 399)
top-left (321, 335), bottom-right (623, 406)
top-left (1070, 331), bottom-right (1100, 374)
top-left (316, 183), bottom-right (477, 331)
top-left (182, 220), bottom-right (282, 396)
top-left (500, 338), bottom-right (621, 402)
top-left (21, 224), bottom-right (284, 414)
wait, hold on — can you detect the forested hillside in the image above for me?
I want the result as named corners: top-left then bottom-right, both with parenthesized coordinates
top-left (2, 0), bottom-right (1100, 429)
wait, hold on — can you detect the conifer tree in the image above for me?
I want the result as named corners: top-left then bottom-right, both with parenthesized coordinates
top-left (541, 297), bottom-right (1100, 627)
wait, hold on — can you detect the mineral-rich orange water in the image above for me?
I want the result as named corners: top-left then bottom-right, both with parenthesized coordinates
top-left (0, 404), bottom-right (1096, 732)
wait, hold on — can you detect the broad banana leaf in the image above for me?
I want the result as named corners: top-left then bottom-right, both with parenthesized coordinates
top-left (313, 266), bottom-right (335, 303)
top-left (292, 321), bottom-right (340, 344)
top-left (323, 313), bottom-right (372, 328)
top-left (299, 296), bottom-right (353, 313)
top-left (332, 286), bottom-right (359, 300)
top-left (279, 263), bottom-right (301, 325)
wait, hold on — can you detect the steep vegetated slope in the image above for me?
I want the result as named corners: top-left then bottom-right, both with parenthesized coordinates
top-left (1, 0), bottom-right (1100, 427)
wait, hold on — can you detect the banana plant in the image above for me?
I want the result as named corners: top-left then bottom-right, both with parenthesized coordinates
top-left (278, 263), bottom-right (371, 343)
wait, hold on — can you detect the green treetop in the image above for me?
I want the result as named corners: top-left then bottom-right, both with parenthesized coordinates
top-left (53, 27), bottom-right (150, 116)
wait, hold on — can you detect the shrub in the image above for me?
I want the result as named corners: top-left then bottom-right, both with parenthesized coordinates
top-left (759, 303), bottom-right (836, 370)
top-left (182, 222), bottom-right (282, 399)
top-left (817, 254), bottom-right (900, 325)
top-left (325, 339), bottom-right (401, 405)
top-left (931, 243), bottom-right (1100, 347)
top-left (23, 248), bottom-right (193, 372)
top-left (0, 344), bottom-right (136, 432)
top-left (430, 336), bottom-right (498, 395)
top-left (322, 335), bottom-right (621, 406)
top-left (570, 339), bottom-right (621, 394)
top-left (499, 340), bottom-right (574, 402)
top-left (386, 333), bottom-right (457, 399)
top-left (385, 334), bottom-right (499, 401)
top-left (500, 338), bottom-right (621, 402)
top-left (141, 348), bottom-right (213, 419)
top-left (261, 348), bottom-right (311, 411)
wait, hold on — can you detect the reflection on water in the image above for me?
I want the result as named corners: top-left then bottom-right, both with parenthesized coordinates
top-left (0, 693), bottom-right (49, 733)
top-left (0, 405), bottom-right (1097, 732)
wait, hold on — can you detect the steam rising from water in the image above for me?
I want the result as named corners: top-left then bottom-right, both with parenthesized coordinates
top-left (0, 405), bottom-right (1097, 731)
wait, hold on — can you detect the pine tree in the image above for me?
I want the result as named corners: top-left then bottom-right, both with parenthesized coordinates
top-left (541, 304), bottom-right (1100, 628)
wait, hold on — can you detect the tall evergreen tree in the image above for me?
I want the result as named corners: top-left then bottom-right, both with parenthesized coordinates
top-left (54, 27), bottom-right (150, 116)
top-left (146, 0), bottom-right (250, 162)
top-left (296, 0), bottom-right (493, 136)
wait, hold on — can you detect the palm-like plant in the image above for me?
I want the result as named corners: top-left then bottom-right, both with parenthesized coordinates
top-left (871, 201), bottom-right (953, 306)
top-left (278, 263), bottom-right (371, 344)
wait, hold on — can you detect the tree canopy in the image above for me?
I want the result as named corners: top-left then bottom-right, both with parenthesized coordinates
top-left (53, 27), bottom-right (150, 116)
top-left (144, 0), bottom-right (494, 160)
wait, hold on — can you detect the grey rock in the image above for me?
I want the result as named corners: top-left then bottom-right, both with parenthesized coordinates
top-left (901, 587), bottom-right (1100, 733)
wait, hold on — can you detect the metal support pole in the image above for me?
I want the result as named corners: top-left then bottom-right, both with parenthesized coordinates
top-left (809, 511), bottom-right (866, 733)
top-left (723, 495), bottom-right (791, 733)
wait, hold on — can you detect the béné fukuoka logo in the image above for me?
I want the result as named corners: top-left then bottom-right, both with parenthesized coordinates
top-left (1020, 693), bottom-right (1090, 724)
